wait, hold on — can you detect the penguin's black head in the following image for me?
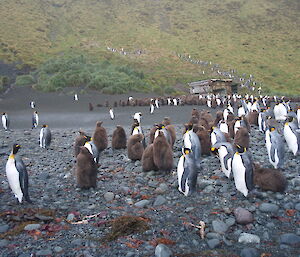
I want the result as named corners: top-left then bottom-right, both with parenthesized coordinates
top-left (2, 112), bottom-right (5, 115)
top-left (211, 146), bottom-right (218, 156)
top-left (12, 144), bottom-right (21, 154)
top-left (286, 115), bottom-right (294, 123)
top-left (235, 144), bottom-right (246, 154)
top-left (182, 147), bottom-right (192, 155)
top-left (269, 126), bottom-right (276, 132)
top-left (85, 135), bottom-right (92, 142)
top-left (42, 124), bottom-right (48, 128)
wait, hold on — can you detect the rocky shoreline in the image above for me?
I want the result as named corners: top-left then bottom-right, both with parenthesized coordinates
top-left (0, 120), bottom-right (299, 257)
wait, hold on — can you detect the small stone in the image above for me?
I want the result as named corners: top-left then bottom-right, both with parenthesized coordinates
top-left (295, 203), bottom-right (300, 211)
top-left (134, 200), bottom-right (150, 208)
top-left (104, 192), bottom-right (114, 202)
top-left (234, 207), bottom-right (254, 225)
top-left (54, 246), bottom-right (63, 253)
top-left (153, 196), bottom-right (166, 206)
top-left (212, 219), bottom-right (228, 234)
top-left (184, 207), bottom-right (195, 213)
top-left (24, 224), bottom-right (41, 231)
top-left (259, 203), bottom-right (279, 213)
top-left (155, 243), bottom-right (172, 257)
top-left (279, 233), bottom-right (300, 247)
top-left (207, 239), bottom-right (221, 249)
top-left (0, 239), bottom-right (9, 247)
top-left (240, 247), bottom-right (260, 257)
top-left (0, 225), bottom-right (9, 233)
top-left (36, 249), bottom-right (52, 256)
top-left (225, 217), bottom-right (235, 227)
top-left (206, 232), bottom-right (222, 239)
top-left (238, 233), bottom-right (261, 244)
top-left (126, 252), bottom-right (135, 257)
top-left (71, 239), bottom-right (84, 246)
top-left (66, 213), bottom-right (75, 221)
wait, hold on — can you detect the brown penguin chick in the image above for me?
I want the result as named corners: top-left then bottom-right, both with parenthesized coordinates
top-left (162, 117), bottom-right (171, 126)
top-left (198, 118), bottom-right (210, 130)
top-left (142, 144), bottom-right (158, 172)
top-left (153, 131), bottom-right (173, 172)
top-left (166, 124), bottom-right (176, 147)
top-left (127, 134), bottom-right (144, 161)
top-left (241, 115), bottom-right (251, 132)
top-left (189, 115), bottom-right (199, 125)
top-left (228, 118), bottom-right (238, 138)
top-left (196, 126), bottom-right (211, 156)
top-left (89, 103), bottom-right (94, 111)
top-left (213, 111), bottom-right (224, 126)
top-left (247, 111), bottom-right (259, 126)
top-left (74, 131), bottom-right (91, 158)
top-left (112, 125), bottom-right (127, 149)
top-left (253, 163), bottom-right (287, 192)
top-left (211, 98), bottom-right (217, 108)
top-left (227, 113), bottom-right (235, 122)
top-left (191, 108), bottom-right (200, 119)
top-left (76, 147), bottom-right (97, 189)
top-left (149, 124), bottom-right (159, 144)
top-left (93, 121), bottom-right (108, 151)
top-left (233, 127), bottom-right (249, 149)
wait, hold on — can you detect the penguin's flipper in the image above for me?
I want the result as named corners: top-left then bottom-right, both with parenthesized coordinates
top-left (270, 145), bottom-right (276, 163)
top-left (15, 157), bottom-right (31, 203)
top-left (180, 162), bottom-right (189, 194)
top-left (223, 152), bottom-right (232, 170)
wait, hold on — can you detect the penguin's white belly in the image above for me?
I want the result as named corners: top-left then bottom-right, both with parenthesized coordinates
top-left (219, 123), bottom-right (229, 134)
top-left (219, 146), bottom-right (231, 178)
top-left (150, 105), bottom-right (154, 114)
top-left (211, 132), bottom-right (217, 146)
top-left (284, 125), bottom-right (298, 155)
top-left (84, 142), bottom-right (93, 155)
top-left (2, 116), bottom-right (7, 129)
top-left (39, 128), bottom-right (44, 147)
top-left (207, 100), bottom-right (211, 108)
top-left (177, 156), bottom-right (189, 196)
top-left (258, 114), bottom-right (263, 132)
top-left (234, 121), bottom-right (241, 134)
top-left (183, 133), bottom-right (192, 149)
top-left (238, 108), bottom-right (245, 117)
top-left (223, 110), bottom-right (228, 121)
top-left (297, 109), bottom-right (300, 127)
top-left (6, 159), bottom-right (23, 202)
top-left (274, 105), bottom-right (287, 120)
top-left (232, 154), bottom-right (248, 197)
top-left (110, 110), bottom-right (114, 119)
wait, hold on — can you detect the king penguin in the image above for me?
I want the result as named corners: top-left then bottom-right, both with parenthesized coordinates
top-left (177, 148), bottom-right (197, 196)
top-left (210, 126), bottom-right (227, 146)
top-left (231, 145), bottom-right (254, 197)
top-left (2, 112), bottom-right (9, 130)
top-left (183, 123), bottom-right (201, 169)
top-left (6, 144), bottom-right (31, 203)
top-left (84, 138), bottom-right (100, 164)
top-left (283, 115), bottom-right (300, 156)
top-left (109, 108), bottom-right (115, 120)
top-left (211, 142), bottom-right (234, 178)
top-left (40, 124), bottom-right (52, 148)
top-left (265, 126), bottom-right (285, 169)
top-left (32, 111), bottom-right (39, 129)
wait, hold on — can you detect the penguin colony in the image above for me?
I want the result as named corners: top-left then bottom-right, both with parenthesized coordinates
top-left (2, 93), bottom-right (299, 203)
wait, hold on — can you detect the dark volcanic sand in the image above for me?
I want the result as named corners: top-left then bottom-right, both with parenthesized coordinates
top-left (0, 85), bottom-right (192, 130)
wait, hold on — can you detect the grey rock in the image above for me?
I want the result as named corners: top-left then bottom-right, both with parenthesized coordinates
top-left (24, 224), bottom-right (41, 231)
top-left (153, 196), bottom-right (166, 206)
top-left (259, 203), bottom-right (279, 213)
top-left (295, 203), bottom-right (300, 211)
top-left (66, 213), bottom-right (75, 221)
top-left (207, 239), bottom-right (221, 249)
top-left (225, 217), bottom-right (235, 227)
top-left (155, 243), bottom-right (172, 257)
top-left (279, 233), bottom-right (300, 247)
top-left (134, 199), bottom-right (150, 208)
top-left (54, 246), bottom-right (63, 253)
top-left (206, 232), bottom-right (222, 239)
top-left (0, 239), bottom-right (9, 247)
top-left (104, 192), bottom-right (114, 202)
top-left (36, 249), bottom-right (53, 256)
top-left (203, 185), bottom-right (214, 193)
top-left (283, 202), bottom-right (294, 209)
top-left (240, 247), bottom-right (260, 257)
top-left (212, 219), bottom-right (228, 234)
top-left (184, 207), bottom-right (195, 213)
top-left (0, 224), bottom-right (9, 233)
top-left (234, 207), bottom-right (254, 225)
top-left (71, 239), bottom-right (84, 246)
top-left (126, 252), bottom-right (135, 257)
top-left (238, 233), bottom-right (261, 244)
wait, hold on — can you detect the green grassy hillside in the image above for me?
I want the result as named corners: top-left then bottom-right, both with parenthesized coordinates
top-left (0, 0), bottom-right (299, 95)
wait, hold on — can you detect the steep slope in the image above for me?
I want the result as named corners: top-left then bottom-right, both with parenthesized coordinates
top-left (0, 0), bottom-right (299, 94)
